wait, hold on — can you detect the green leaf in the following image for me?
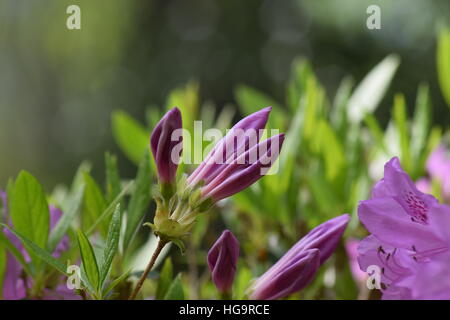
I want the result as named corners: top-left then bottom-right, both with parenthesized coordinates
top-left (164, 273), bottom-right (185, 300)
top-left (70, 161), bottom-right (92, 195)
top-left (123, 152), bottom-right (152, 251)
top-left (166, 80), bottom-right (199, 134)
top-left (0, 231), bottom-right (32, 275)
top-left (48, 184), bottom-right (85, 252)
top-left (302, 76), bottom-right (325, 145)
top-left (234, 85), bottom-right (284, 130)
top-left (347, 54), bottom-right (400, 124)
top-left (306, 172), bottom-right (340, 221)
top-left (83, 172), bottom-right (107, 234)
top-left (112, 110), bottom-right (149, 165)
top-left (77, 230), bottom-right (100, 291)
top-left (102, 269), bottom-right (131, 297)
top-left (316, 120), bottom-right (346, 181)
top-left (287, 58), bottom-right (314, 111)
top-left (437, 26), bottom-right (450, 109)
top-left (86, 181), bottom-right (133, 236)
top-left (1, 224), bottom-right (67, 275)
top-left (156, 258), bottom-right (173, 299)
top-left (10, 171), bottom-right (50, 270)
top-left (393, 94), bottom-right (411, 173)
top-left (99, 204), bottom-right (122, 286)
top-left (411, 84), bottom-right (431, 167)
top-left (235, 85), bottom-right (281, 113)
top-left (420, 127), bottom-right (442, 172)
top-left (105, 152), bottom-right (122, 203)
top-left (331, 76), bottom-right (353, 130)
top-left (364, 114), bottom-right (388, 154)
top-left (234, 266), bottom-right (252, 300)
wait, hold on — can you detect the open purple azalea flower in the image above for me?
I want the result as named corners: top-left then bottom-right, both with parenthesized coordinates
top-left (358, 157), bottom-right (450, 299)
top-left (1, 191), bottom-right (78, 300)
top-left (207, 230), bottom-right (239, 293)
top-left (345, 239), bottom-right (367, 284)
top-left (249, 214), bottom-right (349, 300)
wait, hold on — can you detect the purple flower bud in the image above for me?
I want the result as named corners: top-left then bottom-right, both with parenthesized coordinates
top-left (187, 107), bottom-right (272, 187)
top-left (207, 230), bottom-right (240, 293)
top-left (201, 133), bottom-right (285, 202)
top-left (249, 214), bottom-right (349, 300)
top-left (288, 214), bottom-right (350, 265)
top-left (250, 249), bottom-right (320, 300)
top-left (150, 107), bottom-right (183, 185)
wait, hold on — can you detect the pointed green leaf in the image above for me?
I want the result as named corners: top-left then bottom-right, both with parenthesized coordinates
top-left (234, 85), bottom-right (284, 130)
top-left (112, 110), bottom-right (149, 165)
top-left (83, 172), bottom-right (107, 233)
top-left (103, 269), bottom-right (131, 297)
top-left (86, 181), bottom-right (133, 236)
top-left (347, 54), bottom-right (400, 123)
top-left (77, 230), bottom-right (100, 291)
top-left (156, 258), bottom-right (173, 299)
top-left (411, 84), bottom-right (431, 166)
top-left (105, 152), bottom-right (122, 203)
top-left (99, 204), bottom-right (122, 286)
top-left (393, 94), bottom-right (411, 173)
top-left (1, 224), bottom-right (67, 275)
top-left (48, 184), bottom-right (85, 252)
top-left (437, 26), bottom-right (450, 109)
top-left (0, 231), bottom-right (32, 276)
top-left (164, 273), bottom-right (185, 300)
top-left (123, 152), bottom-right (152, 251)
top-left (166, 80), bottom-right (199, 134)
top-left (364, 113), bottom-right (388, 153)
top-left (10, 171), bottom-right (50, 270)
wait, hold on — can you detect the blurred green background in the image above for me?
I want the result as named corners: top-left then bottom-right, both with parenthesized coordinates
top-left (0, 0), bottom-right (449, 188)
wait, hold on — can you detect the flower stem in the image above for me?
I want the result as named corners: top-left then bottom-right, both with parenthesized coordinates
top-left (220, 291), bottom-right (232, 300)
top-left (128, 238), bottom-right (168, 300)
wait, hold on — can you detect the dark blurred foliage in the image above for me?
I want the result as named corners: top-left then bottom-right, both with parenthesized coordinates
top-left (0, 0), bottom-right (449, 188)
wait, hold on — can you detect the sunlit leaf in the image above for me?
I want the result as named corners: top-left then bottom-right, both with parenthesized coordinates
top-left (411, 84), bottom-right (431, 170)
top-left (99, 204), bottom-right (122, 286)
top-left (393, 94), bottom-right (411, 173)
top-left (48, 184), bottom-right (84, 252)
top-left (105, 152), bottom-right (122, 203)
top-left (347, 54), bottom-right (400, 124)
top-left (1, 224), bottom-right (67, 276)
top-left (77, 230), bottom-right (100, 291)
top-left (83, 172), bottom-right (107, 234)
top-left (123, 151), bottom-right (152, 251)
top-left (164, 273), bottom-right (185, 300)
top-left (10, 171), bottom-right (50, 270)
top-left (156, 258), bottom-right (173, 300)
top-left (437, 26), bottom-right (450, 109)
top-left (112, 110), bottom-right (149, 165)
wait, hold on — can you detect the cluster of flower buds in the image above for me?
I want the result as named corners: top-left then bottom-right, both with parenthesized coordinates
top-left (206, 215), bottom-right (349, 299)
top-left (148, 107), bottom-right (284, 248)
top-left (248, 214), bottom-right (349, 300)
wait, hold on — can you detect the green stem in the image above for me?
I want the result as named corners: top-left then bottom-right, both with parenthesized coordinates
top-left (128, 238), bottom-right (168, 300)
top-left (220, 291), bottom-right (232, 300)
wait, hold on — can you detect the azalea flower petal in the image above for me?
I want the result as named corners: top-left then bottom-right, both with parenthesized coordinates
top-left (358, 197), bottom-right (444, 252)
